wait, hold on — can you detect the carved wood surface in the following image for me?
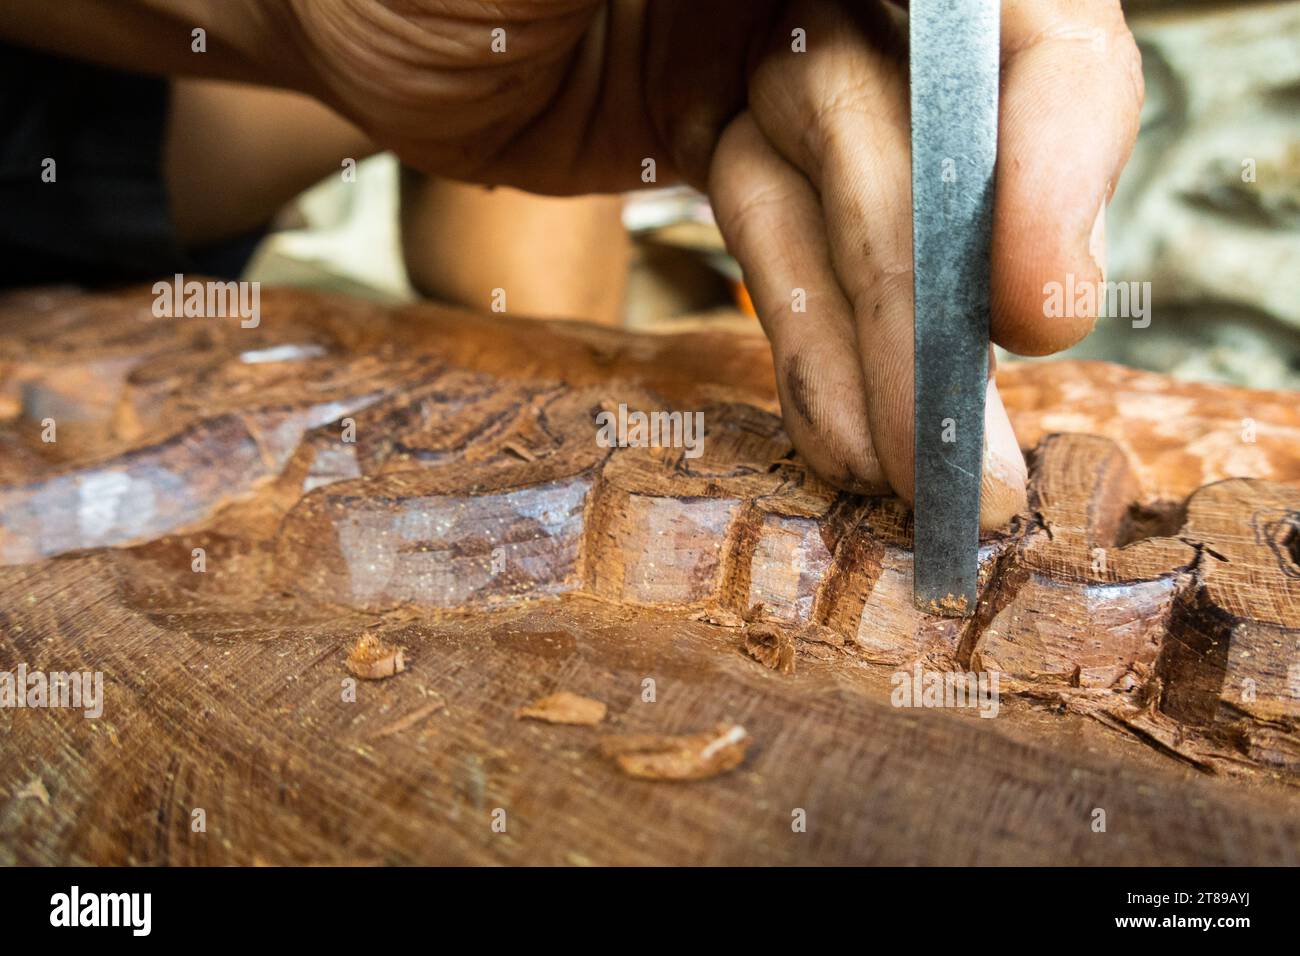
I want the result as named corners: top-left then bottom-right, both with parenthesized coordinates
top-left (1, 285), bottom-right (1298, 865)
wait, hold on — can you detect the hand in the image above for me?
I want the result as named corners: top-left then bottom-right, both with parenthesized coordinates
top-left (285, 0), bottom-right (1144, 527)
top-left (709, 1), bottom-right (1144, 527)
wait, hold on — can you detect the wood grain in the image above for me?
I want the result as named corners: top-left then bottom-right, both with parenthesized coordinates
top-left (1, 285), bottom-right (1298, 865)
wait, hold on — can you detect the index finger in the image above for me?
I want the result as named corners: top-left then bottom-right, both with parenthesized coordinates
top-left (991, 0), bottom-right (1145, 355)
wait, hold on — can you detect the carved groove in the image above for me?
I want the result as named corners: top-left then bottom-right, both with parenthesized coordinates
top-left (1, 286), bottom-right (1298, 788)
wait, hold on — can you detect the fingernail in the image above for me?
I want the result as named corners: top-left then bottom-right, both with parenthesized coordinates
top-left (980, 378), bottom-right (1028, 530)
top-left (1088, 198), bottom-right (1107, 281)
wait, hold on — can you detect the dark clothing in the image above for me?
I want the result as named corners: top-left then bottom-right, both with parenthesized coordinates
top-left (0, 41), bottom-right (261, 288)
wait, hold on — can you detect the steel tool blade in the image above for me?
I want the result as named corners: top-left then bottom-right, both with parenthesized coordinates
top-left (910, 0), bottom-right (1000, 615)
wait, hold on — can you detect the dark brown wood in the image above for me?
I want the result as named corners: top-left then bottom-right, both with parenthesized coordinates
top-left (1, 285), bottom-right (1298, 865)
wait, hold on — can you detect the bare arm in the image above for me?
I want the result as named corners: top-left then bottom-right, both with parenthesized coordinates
top-left (401, 173), bottom-right (628, 326)
top-left (0, 0), bottom-right (308, 90)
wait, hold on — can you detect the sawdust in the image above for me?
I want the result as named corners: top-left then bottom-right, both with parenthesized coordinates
top-left (346, 632), bottom-right (406, 680)
top-left (516, 691), bottom-right (607, 726)
top-left (743, 622), bottom-right (796, 674)
top-left (600, 722), bottom-right (750, 781)
top-left (925, 593), bottom-right (971, 618)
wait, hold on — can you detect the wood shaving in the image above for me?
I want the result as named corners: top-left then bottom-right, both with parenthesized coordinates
top-left (516, 691), bottom-right (606, 726)
top-left (501, 441), bottom-right (538, 462)
top-left (797, 622), bottom-right (845, 646)
top-left (15, 777), bottom-right (50, 807)
top-left (346, 632), bottom-right (406, 680)
top-left (743, 622), bottom-right (795, 674)
top-left (689, 608), bottom-right (745, 628)
top-left (600, 722), bottom-right (750, 781)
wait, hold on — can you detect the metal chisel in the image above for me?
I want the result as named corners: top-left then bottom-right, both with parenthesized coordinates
top-left (909, 0), bottom-right (1000, 616)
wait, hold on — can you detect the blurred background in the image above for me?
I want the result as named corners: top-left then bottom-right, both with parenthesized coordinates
top-left (234, 0), bottom-right (1300, 388)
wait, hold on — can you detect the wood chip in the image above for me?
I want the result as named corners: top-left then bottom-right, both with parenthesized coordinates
top-left (516, 691), bottom-right (606, 726)
top-left (743, 623), bottom-right (795, 674)
top-left (599, 723), bottom-right (750, 781)
top-left (346, 632), bottom-right (406, 680)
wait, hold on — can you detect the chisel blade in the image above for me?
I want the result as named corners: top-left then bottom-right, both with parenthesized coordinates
top-left (910, 0), bottom-right (1000, 616)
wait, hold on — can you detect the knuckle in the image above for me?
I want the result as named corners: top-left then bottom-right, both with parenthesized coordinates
top-left (806, 80), bottom-right (904, 167)
top-left (721, 183), bottom-right (789, 246)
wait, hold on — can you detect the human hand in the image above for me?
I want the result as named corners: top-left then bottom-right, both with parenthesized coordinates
top-left (286, 0), bottom-right (1143, 527)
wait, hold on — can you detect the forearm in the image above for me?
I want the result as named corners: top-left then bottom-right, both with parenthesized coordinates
top-left (0, 0), bottom-right (311, 92)
top-left (401, 172), bottom-right (629, 326)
